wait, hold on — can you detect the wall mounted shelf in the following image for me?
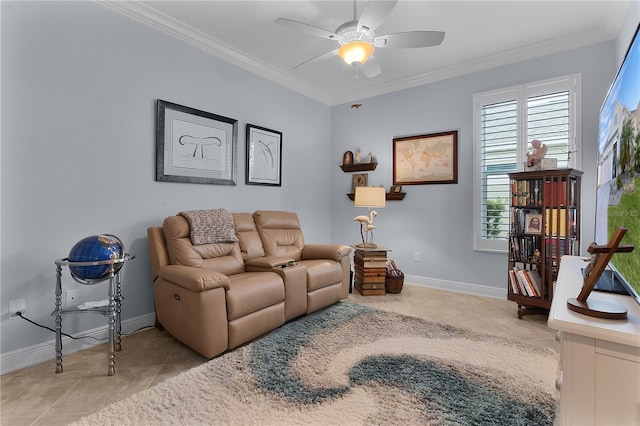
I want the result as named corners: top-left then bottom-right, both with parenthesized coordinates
top-left (347, 192), bottom-right (405, 201)
top-left (340, 163), bottom-right (378, 172)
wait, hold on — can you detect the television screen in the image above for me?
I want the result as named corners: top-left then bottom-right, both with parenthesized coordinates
top-left (595, 24), bottom-right (640, 304)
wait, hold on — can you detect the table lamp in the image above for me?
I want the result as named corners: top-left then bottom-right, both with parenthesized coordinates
top-left (353, 186), bottom-right (386, 248)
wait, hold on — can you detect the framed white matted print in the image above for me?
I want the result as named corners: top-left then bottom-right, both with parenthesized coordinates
top-left (155, 99), bottom-right (238, 185)
top-left (246, 124), bottom-right (282, 186)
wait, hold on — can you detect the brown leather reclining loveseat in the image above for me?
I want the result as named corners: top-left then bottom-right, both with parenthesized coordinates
top-left (147, 209), bottom-right (352, 358)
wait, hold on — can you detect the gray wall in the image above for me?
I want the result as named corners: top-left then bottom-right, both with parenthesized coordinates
top-left (329, 43), bottom-right (616, 291)
top-left (1, 0), bottom-right (636, 369)
top-left (1, 2), bottom-right (331, 357)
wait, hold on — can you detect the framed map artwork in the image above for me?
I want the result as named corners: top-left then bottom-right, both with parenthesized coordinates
top-left (393, 130), bottom-right (458, 185)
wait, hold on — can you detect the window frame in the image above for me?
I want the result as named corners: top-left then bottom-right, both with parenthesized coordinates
top-left (472, 74), bottom-right (582, 253)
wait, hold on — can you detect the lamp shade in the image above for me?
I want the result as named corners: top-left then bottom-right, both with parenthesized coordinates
top-left (354, 186), bottom-right (386, 208)
top-left (338, 41), bottom-right (374, 65)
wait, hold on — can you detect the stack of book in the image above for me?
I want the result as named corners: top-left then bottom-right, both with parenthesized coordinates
top-left (508, 268), bottom-right (544, 298)
top-left (354, 249), bottom-right (388, 295)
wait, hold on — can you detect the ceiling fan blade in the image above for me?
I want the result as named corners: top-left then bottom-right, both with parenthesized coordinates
top-left (292, 49), bottom-right (339, 70)
top-left (275, 18), bottom-right (342, 41)
top-left (359, 56), bottom-right (382, 78)
top-left (357, 0), bottom-right (398, 32)
top-left (374, 31), bottom-right (445, 48)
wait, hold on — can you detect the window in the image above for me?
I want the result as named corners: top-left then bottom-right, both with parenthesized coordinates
top-left (473, 74), bottom-right (581, 252)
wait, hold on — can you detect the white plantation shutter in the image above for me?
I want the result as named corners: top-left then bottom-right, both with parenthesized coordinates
top-left (480, 100), bottom-right (518, 242)
top-left (527, 91), bottom-right (571, 168)
top-left (473, 74), bottom-right (580, 252)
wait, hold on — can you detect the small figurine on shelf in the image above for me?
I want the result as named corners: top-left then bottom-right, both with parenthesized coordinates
top-left (366, 151), bottom-right (372, 163)
top-left (530, 249), bottom-right (541, 263)
top-left (525, 139), bottom-right (548, 167)
top-left (342, 151), bottom-right (353, 165)
top-left (355, 146), bottom-right (361, 164)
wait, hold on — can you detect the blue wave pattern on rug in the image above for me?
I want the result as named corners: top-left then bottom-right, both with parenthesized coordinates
top-left (249, 302), bottom-right (554, 425)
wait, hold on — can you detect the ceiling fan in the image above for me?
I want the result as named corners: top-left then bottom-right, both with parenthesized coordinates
top-left (275, 0), bottom-right (445, 78)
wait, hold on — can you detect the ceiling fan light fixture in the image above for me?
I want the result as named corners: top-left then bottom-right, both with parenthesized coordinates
top-left (338, 41), bottom-right (374, 65)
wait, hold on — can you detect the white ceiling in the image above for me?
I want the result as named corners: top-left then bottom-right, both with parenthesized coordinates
top-left (102, 1), bottom-right (632, 106)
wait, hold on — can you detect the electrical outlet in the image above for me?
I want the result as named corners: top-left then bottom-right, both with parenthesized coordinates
top-left (9, 299), bottom-right (26, 319)
top-left (413, 251), bottom-right (421, 262)
top-left (64, 289), bottom-right (80, 308)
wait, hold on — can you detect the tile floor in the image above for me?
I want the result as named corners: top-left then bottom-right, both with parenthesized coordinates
top-left (0, 285), bottom-right (557, 425)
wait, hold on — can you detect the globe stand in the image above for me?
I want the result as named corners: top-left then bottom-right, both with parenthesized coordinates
top-left (53, 254), bottom-right (133, 376)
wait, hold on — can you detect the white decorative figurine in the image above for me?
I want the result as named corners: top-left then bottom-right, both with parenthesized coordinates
top-left (353, 211), bottom-right (377, 248)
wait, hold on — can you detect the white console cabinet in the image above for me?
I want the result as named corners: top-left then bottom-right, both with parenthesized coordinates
top-left (548, 256), bottom-right (640, 425)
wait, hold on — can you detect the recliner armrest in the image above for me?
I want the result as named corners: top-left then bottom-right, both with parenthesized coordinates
top-left (158, 265), bottom-right (231, 292)
top-left (245, 256), bottom-right (295, 268)
top-left (302, 244), bottom-right (352, 262)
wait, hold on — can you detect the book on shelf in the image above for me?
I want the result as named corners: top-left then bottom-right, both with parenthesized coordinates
top-left (354, 264), bottom-right (386, 274)
top-left (353, 256), bottom-right (387, 268)
top-left (510, 269), bottom-right (530, 296)
top-left (527, 269), bottom-right (543, 297)
top-left (509, 268), bottom-right (542, 297)
top-left (356, 277), bottom-right (386, 284)
top-left (357, 282), bottom-right (386, 290)
top-left (354, 249), bottom-right (387, 256)
top-left (544, 208), bottom-right (577, 238)
top-left (354, 270), bottom-right (386, 284)
top-left (518, 269), bottom-right (536, 297)
top-left (508, 270), bottom-right (523, 295)
top-left (544, 180), bottom-right (568, 206)
top-left (354, 248), bottom-right (387, 257)
top-left (354, 281), bottom-right (385, 295)
top-left (509, 235), bottom-right (538, 262)
top-left (545, 237), bottom-right (578, 258)
top-left (511, 179), bottom-right (542, 207)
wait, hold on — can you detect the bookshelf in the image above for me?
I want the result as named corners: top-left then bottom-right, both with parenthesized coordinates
top-left (507, 169), bottom-right (582, 318)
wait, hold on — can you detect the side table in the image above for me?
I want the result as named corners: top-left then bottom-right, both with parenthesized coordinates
top-left (353, 246), bottom-right (390, 296)
top-left (52, 254), bottom-right (133, 376)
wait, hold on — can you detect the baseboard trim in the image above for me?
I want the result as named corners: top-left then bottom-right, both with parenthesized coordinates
top-left (405, 274), bottom-right (506, 299)
top-left (0, 313), bottom-right (156, 375)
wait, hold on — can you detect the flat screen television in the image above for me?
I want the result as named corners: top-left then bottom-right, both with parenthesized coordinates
top-left (595, 23), bottom-right (640, 305)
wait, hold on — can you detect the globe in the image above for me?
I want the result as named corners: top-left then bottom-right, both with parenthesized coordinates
top-left (68, 234), bottom-right (124, 284)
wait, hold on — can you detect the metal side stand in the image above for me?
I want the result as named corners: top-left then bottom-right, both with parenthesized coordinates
top-left (52, 254), bottom-right (133, 376)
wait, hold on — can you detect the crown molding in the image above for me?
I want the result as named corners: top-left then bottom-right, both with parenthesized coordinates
top-left (98, 1), bottom-right (333, 105)
top-left (98, 1), bottom-right (615, 108)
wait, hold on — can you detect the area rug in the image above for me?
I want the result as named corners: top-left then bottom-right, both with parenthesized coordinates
top-left (73, 302), bottom-right (558, 425)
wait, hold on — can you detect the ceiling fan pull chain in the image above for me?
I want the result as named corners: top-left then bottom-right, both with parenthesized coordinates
top-left (351, 64), bottom-right (363, 109)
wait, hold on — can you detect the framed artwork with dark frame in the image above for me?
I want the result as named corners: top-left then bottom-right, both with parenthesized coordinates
top-left (525, 213), bottom-right (543, 235)
top-left (155, 99), bottom-right (238, 185)
top-left (393, 130), bottom-right (458, 185)
top-left (245, 124), bottom-right (282, 186)
top-left (351, 173), bottom-right (368, 194)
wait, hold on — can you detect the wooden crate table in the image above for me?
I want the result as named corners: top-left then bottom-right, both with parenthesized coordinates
top-left (353, 246), bottom-right (390, 296)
